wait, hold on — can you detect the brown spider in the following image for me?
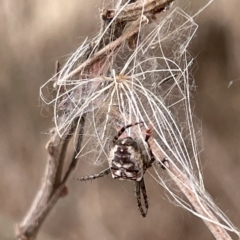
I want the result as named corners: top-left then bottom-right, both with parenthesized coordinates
top-left (78, 122), bottom-right (158, 217)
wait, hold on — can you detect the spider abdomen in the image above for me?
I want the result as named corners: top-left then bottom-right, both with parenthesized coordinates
top-left (108, 137), bottom-right (144, 181)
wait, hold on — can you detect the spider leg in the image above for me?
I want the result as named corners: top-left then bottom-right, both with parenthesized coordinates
top-left (145, 126), bottom-right (169, 170)
top-left (77, 168), bottom-right (111, 181)
top-left (160, 157), bottom-right (169, 170)
top-left (135, 178), bottom-right (148, 217)
top-left (145, 127), bottom-right (156, 168)
top-left (113, 122), bottom-right (143, 144)
top-left (140, 178), bottom-right (148, 216)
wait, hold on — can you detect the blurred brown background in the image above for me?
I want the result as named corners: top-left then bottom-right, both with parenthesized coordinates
top-left (0, 0), bottom-right (240, 239)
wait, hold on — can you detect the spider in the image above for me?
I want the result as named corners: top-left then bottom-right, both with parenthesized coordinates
top-left (78, 122), bottom-right (161, 217)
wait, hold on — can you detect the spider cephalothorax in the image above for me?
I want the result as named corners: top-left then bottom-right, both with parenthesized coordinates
top-left (78, 122), bottom-right (157, 217)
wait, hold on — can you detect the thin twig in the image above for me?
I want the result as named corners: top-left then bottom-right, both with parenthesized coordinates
top-left (57, 16), bottom-right (149, 83)
top-left (19, 1), bottom-right (228, 239)
top-left (19, 116), bottom-right (86, 240)
top-left (109, 108), bottom-right (233, 240)
top-left (163, 161), bottom-right (232, 240)
top-left (16, 118), bottom-right (79, 240)
top-left (55, 0), bottom-right (174, 83)
top-left (16, 0), bottom-right (167, 238)
top-left (107, 0), bottom-right (175, 22)
top-left (149, 140), bottom-right (233, 240)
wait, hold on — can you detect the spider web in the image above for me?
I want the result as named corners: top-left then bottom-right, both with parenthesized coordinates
top-left (40, 2), bottom-right (240, 237)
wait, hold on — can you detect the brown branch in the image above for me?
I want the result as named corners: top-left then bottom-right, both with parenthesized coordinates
top-left (56, 0), bottom-right (174, 82)
top-left (109, 108), bottom-right (233, 240)
top-left (16, 1), bottom-right (176, 239)
top-left (17, 0), bottom-right (232, 238)
top-left (107, 0), bottom-right (175, 22)
top-left (149, 140), bottom-right (233, 240)
top-left (58, 15), bottom-right (149, 82)
top-left (16, 118), bottom-right (80, 240)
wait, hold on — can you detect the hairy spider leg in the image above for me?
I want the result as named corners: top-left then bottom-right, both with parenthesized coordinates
top-left (113, 122), bottom-right (144, 144)
top-left (145, 127), bottom-right (167, 169)
top-left (135, 178), bottom-right (148, 217)
top-left (77, 168), bottom-right (111, 181)
top-left (140, 178), bottom-right (148, 216)
top-left (144, 127), bottom-right (156, 169)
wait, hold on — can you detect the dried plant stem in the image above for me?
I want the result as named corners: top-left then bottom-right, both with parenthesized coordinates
top-left (164, 162), bottom-right (232, 240)
top-left (16, 1), bottom-right (230, 239)
top-left (110, 108), bottom-right (233, 240)
top-left (17, 0), bottom-right (171, 237)
top-left (58, 16), bottom-right (148, 83)
top-left (112, 0), bottom-right (175, 22)
top-left (56, 0), bottom-right (174, 83)
top-left (16, 117), bottom-right (81, 240)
